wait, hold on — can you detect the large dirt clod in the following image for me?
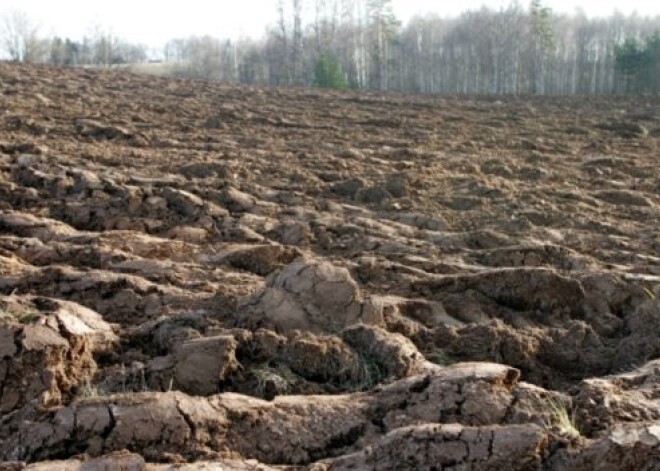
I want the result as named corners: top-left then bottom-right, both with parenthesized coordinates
top-left (238, 257), bottom-right (384, 333)
top-left (0, 296), bottom-right (117, 413)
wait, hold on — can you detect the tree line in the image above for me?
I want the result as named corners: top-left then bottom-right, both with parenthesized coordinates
top-left (0, 10), bottom-right (147, 66)
top-left (2, 1), bottom-right (660, 95)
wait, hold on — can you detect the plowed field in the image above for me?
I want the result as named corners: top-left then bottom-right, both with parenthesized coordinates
top-left (1, 62), bottom-right (659, 470)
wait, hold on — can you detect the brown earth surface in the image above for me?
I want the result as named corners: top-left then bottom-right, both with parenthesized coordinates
top-left (0, 62), bottom-right (659, 470)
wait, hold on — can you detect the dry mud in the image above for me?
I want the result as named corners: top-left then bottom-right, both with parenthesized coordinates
top-left (0, 63), bottom-right (659, 470)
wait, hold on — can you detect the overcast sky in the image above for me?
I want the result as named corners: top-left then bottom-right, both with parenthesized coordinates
top-left (2, 0), bottom-right (659, 49)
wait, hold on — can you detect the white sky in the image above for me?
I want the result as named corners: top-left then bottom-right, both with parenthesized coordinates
top-left (2, 0), bottom-right (659, 50)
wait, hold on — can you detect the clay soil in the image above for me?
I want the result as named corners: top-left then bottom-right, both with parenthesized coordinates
top-left (0, 62), bottom-right (659, 470)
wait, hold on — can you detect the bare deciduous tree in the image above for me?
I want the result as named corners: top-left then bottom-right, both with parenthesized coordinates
top-left (6, 2), bottom-right (660, 95)
top-left (0, 9), bottom-right (43, 62)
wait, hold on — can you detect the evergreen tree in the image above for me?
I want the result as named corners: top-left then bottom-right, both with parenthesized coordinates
top-left (530, 0), bottom-right (554, 94)
top-left (615, 33), bottom-right (660, 93)
top-left (313, 54), bottom-right (348, 89)
top-left (644, 32), bottom-right (660, 92)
